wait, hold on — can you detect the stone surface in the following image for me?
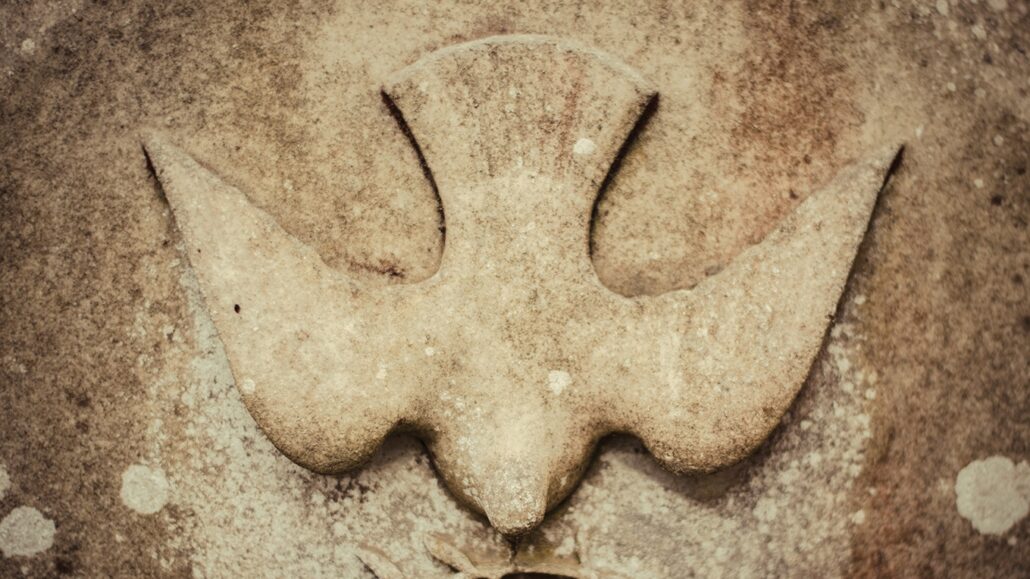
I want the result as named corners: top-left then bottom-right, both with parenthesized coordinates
top-left (120, 464), bottom-right (171, 516)
top-left (0, 0), bottom-right (1027, 577)
top-left (0, 465), bottom-right (9, 502)
top-left (955, 456), bottom-right (1030, 536)
top-left (0, 507), bottom-right (55, 558)
top-left (144, 35), bottom-right (894, 536)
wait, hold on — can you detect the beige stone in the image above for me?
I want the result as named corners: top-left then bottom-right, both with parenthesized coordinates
top-left (144, 35), bottom-right (896, 535)
top-left (3, 1), bottom-right (1026, 575)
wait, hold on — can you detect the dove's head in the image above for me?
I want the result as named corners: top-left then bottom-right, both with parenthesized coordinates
top-left (424, 394), bottom-right (598, 535)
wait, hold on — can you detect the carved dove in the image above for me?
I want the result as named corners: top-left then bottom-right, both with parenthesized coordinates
top-left (144, 35), bottom-right (899, 536)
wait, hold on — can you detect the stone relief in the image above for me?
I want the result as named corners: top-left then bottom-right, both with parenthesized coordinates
top-left (145, 35), bottom-right (898, 536)
top-left (1, 2), bottom-right (1026, 576)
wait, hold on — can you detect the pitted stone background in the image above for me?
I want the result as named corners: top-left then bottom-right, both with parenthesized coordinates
top-left (0, 1), bottom-right (1026, 577)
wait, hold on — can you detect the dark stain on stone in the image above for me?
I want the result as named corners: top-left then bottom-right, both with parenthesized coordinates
top-left (732, 1), bottom-right (862, 175)
top-left (347, 258), bottom-right (407, 279)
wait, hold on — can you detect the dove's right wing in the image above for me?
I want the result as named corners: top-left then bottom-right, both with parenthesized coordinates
top-left (603, 149), bottom-right (900, 473)
top-left (144, 136), bottom-right (421, 473)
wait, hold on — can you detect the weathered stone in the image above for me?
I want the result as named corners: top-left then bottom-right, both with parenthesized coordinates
top-left (1, 1), bottom-right (1026, 576)
top-left (145, 36), bottom-right (895, 535)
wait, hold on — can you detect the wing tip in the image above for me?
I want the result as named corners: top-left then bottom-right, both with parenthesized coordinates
top-left (140, 129), bottom-right (197, 195)
top-left (140, 129), bottom-right (175, 167)
top-left (851, 143), bottom-right (905, 200)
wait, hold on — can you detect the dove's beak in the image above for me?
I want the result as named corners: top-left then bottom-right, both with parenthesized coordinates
top-left (426, 407), bottom-right (597, 536)
top-left (477, 462), bottom-right (550, 536)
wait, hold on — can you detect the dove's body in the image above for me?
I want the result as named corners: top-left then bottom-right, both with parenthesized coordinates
top-left (144, 35), bottom-right (897, 535)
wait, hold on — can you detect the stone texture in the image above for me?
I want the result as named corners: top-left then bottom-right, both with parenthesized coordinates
top-left (0, 1), bottom-right (1027, 577)
top-left (144, 35), bottom-right (894, 536)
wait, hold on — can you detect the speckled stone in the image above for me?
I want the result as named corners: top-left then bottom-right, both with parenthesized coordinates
top-left (145, 35), bottom-right (894, 536)
top-left (0, 1), bottom-right (1027, 577)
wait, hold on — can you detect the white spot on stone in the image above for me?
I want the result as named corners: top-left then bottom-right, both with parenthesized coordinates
top-left (946, 82), bottom-right (957, 92)
top-left (19, 39), bottom-right (35, 56)
top-left (864, 388), bottom-right (877, 400)
top-left (554, 534), bottom-right (576, 557)
top-left (955, 456), bottom-right (1030, 535)
top-left (120, 464), bottom-right (170, 515)
top-left (994, 135), bottom-right (1005, 146)
top-left (753, 497), bottom-right (778, 522)
top-left (376, 364), bottom-right (387, 380)
top-left (239, 378), bottom-right (256, 395)
top-left (0, 465), bottom-right (9, 501)
top-left (0, 506), bottom-right (55, 557)
top-left (972, 23), bottom-right (987, 40)
top-left (850, 509), bottom-right (866, 525)
top-left (424, 347), bottom-right (436, 357)
top-left (573, 137), bottom-right (596, 156)
top-left (987, 0), bottom-right (1007, 10)
top-left (547, 370), bottom-right (572, 395)
top-left (974, 178), bottom-right (985, 189)
top-left (936, 0), bottom-right (949, 16)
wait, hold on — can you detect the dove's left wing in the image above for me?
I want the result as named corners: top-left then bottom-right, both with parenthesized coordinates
top-left (599, 148), bottom-right (900, 473)
top-left (144, 135), bottom-right (424, 473)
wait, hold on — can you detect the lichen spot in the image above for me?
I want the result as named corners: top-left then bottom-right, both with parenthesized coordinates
top-left (0, 464), bottom-right (9, 501)
top-left (547, 370), bottom-right (572, 396)
top-left (120, 464), bottom-right (170, 515)
top-left (955, 456), bottom-right (1030, 535)
top-left (573, 137), bottom-right (596, 156)
top-left (0, 506), bottom-right (55, 557)
top-left (425, 346), bottom-right (436, 357)
top-left (239, 377), bottom-right (256, 395)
